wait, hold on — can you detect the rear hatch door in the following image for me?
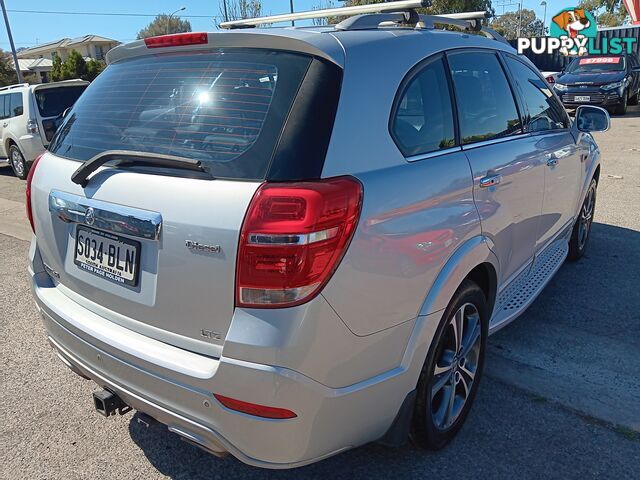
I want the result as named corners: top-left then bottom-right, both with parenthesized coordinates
top-left (32, 48), bottom-right (312, 355)
top-left (32, 82), bottom-right (88, 146)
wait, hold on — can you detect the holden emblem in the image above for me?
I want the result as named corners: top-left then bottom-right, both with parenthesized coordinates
top-left (84, 207), bottom-right (96, 226)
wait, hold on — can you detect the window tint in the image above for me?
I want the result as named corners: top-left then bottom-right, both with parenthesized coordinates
top-left (0, 95), bottom-right (9, 119)
top-left (392, 57), bottom-right (455, 156)
top-left (50, 50), bottom-right (311, 180)
top-left (34, 86), bottom-right (86, 118)
top-left (505, 57), bottom-right (569, 132)
top-left (448, 52), bottom-right (522, 145)
top-left (9, 93), bottom-right (23, 117)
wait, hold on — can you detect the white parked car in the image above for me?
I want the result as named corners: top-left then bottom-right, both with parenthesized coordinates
top-left (0, 80), bottom-right (88, 179)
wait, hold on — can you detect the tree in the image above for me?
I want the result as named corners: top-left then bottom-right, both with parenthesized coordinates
top-left (490, 9), bottom-right (545, 40)
top-left (51, 55), bottom-right (63, 82)
top-left (84, 59), bottom-right (106, 81)
top-left (0, 49), bottom-right (18, 87)
top-left (61, 50), bottom-right (88, 80)
top-left (579, 0), bottom-right (628, 27)
top-left (221, 0), bottom-right (262, 21)
top-left (137, 14), bottom-right (192, 39)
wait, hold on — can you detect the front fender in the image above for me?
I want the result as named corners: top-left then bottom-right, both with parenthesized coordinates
top-left (418, 235), bottom-right (499, 316)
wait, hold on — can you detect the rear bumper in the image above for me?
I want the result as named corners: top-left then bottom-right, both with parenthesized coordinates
top-left (30, 243), bottom-right (427, 468)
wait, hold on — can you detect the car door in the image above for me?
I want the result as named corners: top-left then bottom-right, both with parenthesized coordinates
top-left (502, 54), bottom-right (582, 252)
top-left (447, 50), bottom-right (544, 285)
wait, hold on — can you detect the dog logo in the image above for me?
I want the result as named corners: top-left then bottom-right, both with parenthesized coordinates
top-left (551, 9), bottom-right (594, 38)
top-left (550, 7), bottom-right (597, 55)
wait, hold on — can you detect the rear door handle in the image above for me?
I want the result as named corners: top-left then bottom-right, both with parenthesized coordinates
top-left (2, 123), bottom-right (7, 128)
top-left (479, 174), bottom-right (501, 188)
top-left (546, 154), bottom-right (558, 167)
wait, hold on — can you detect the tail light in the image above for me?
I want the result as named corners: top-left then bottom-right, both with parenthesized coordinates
top-left (236, 176), bottom-right (363, 308)
top-left (144, 32), bottom-right (208, 48)
top-left (26, 118), bottom-right (39, 134)
top-left (213, 394), bottom-right (297, 419)
top-left (546, 75), bottom-right (555, 84)
top-left (26, 153), bottom-right (44, 234)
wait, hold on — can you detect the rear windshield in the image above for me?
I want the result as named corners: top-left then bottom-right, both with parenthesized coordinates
top-left (35, 85), bottom-right (87, 118)
top-left (50, 50), bottom-right (311, 180)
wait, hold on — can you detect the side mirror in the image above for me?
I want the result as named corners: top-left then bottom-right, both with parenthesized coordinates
top-left (573, 105), bottom-right (610, 133)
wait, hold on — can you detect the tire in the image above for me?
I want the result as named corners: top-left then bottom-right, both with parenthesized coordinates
top-left (411, 279), bottom-right (488, 450)
top-left (568, 178), bottom-right (597, 261)
top-left (8, 144), bottom-right (29, 180)
top-left (614, 91), bottom-right (628, 115)
top-left (628, 89), bottom-right (639, 106)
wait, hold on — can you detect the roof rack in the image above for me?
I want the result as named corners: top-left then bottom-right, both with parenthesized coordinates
top-left (0, 83), bottom-right (29, 91)
top-left (219, 0), bottom-right (431, 29)
top-left (218, 1), bottom-right (506, 45)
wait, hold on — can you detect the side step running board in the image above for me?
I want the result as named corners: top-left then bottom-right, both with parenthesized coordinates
top-left (489, 240), bottom-right (569, 334)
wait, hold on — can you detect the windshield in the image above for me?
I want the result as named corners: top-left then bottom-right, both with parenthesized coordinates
top-left (566, 56), bottom-right (625, 73)
top-left (49, 50), bottom-right (311, 180)
top-left (35, 86), bottom-right (87, 117)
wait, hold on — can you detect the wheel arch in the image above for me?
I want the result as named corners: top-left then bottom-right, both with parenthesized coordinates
top-left (418, 235), bottom-right (499, 318)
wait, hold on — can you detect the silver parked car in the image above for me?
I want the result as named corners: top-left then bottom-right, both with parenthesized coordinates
top-left (28, 1), bottom-right (610, 469)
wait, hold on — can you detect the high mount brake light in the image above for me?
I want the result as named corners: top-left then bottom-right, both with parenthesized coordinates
top-left (236, 177), bottom-right (363, 308)
top-left (144, 32), bottom-right (208, 48)
top-left (26, 153), bottom-right (44, 234)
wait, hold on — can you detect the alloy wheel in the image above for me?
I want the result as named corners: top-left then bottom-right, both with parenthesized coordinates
top-left (430, 302), bottom-right (482, 430)
top-left (11, 148), bottom-right (25, 178)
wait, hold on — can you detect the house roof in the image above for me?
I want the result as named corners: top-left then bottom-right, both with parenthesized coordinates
top-left (17, 35), bottom-right (119, 58)
top-left (11, 57), bottom-right (53, 72)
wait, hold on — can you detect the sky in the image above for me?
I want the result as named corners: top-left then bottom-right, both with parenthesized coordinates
top-left (1, 0), bottom-right (576, 51)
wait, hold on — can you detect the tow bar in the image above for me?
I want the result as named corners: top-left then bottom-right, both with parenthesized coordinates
top-left (93, 389), bottom-right (132, 417)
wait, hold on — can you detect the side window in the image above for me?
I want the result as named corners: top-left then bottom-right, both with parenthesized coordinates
top-left (391, 57), bottom-right (456, 156)
top-left (0, 95), bottom-right (8, 119)
top-left (9, 93), bottom-right (23, 117)
top-left (505, 56), bottom-right (569, 132)
top-left (448, 52), bottom-right (522, 145)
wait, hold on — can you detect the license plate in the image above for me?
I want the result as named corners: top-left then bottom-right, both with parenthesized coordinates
top-left (574, 95), bottom-right (590, 102)
top-left (74, 225), bottom-right (140, 287)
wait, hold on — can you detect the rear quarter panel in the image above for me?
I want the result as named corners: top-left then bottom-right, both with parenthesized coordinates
top-left (322, 152), bottom-right (481, 336)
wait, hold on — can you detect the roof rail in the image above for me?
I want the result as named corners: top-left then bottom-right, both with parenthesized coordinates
top-left (218, 1), bottom-right (506, 45)
top-left (0, 83), bottom-right (29, 91)
top-left (418, 13), bottom-right (509, 44)
top-left (219, 0), bottom-right (431, 29)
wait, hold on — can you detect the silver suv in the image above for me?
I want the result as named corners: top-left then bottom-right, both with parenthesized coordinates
top-left (28, 1), bottom-right (610, 469)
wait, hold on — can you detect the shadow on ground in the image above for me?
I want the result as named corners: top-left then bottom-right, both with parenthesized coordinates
top-left (127, 221), bottom-right (640, 479)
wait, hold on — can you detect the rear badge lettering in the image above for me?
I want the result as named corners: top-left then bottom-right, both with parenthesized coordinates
top-left (200, 329), bottom-right (222, 341)
top-left (185, 240), bottom-right (221, 254)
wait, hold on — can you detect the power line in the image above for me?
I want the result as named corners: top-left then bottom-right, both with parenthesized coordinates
top-left (7, 9), bottom-right (223, 19)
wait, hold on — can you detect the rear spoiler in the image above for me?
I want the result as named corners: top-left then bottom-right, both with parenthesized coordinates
top-left (106, 32), bottom-right (344, 67)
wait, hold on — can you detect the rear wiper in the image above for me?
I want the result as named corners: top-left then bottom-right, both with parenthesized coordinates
top-left (71, 150), bottom-right (211, 187)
